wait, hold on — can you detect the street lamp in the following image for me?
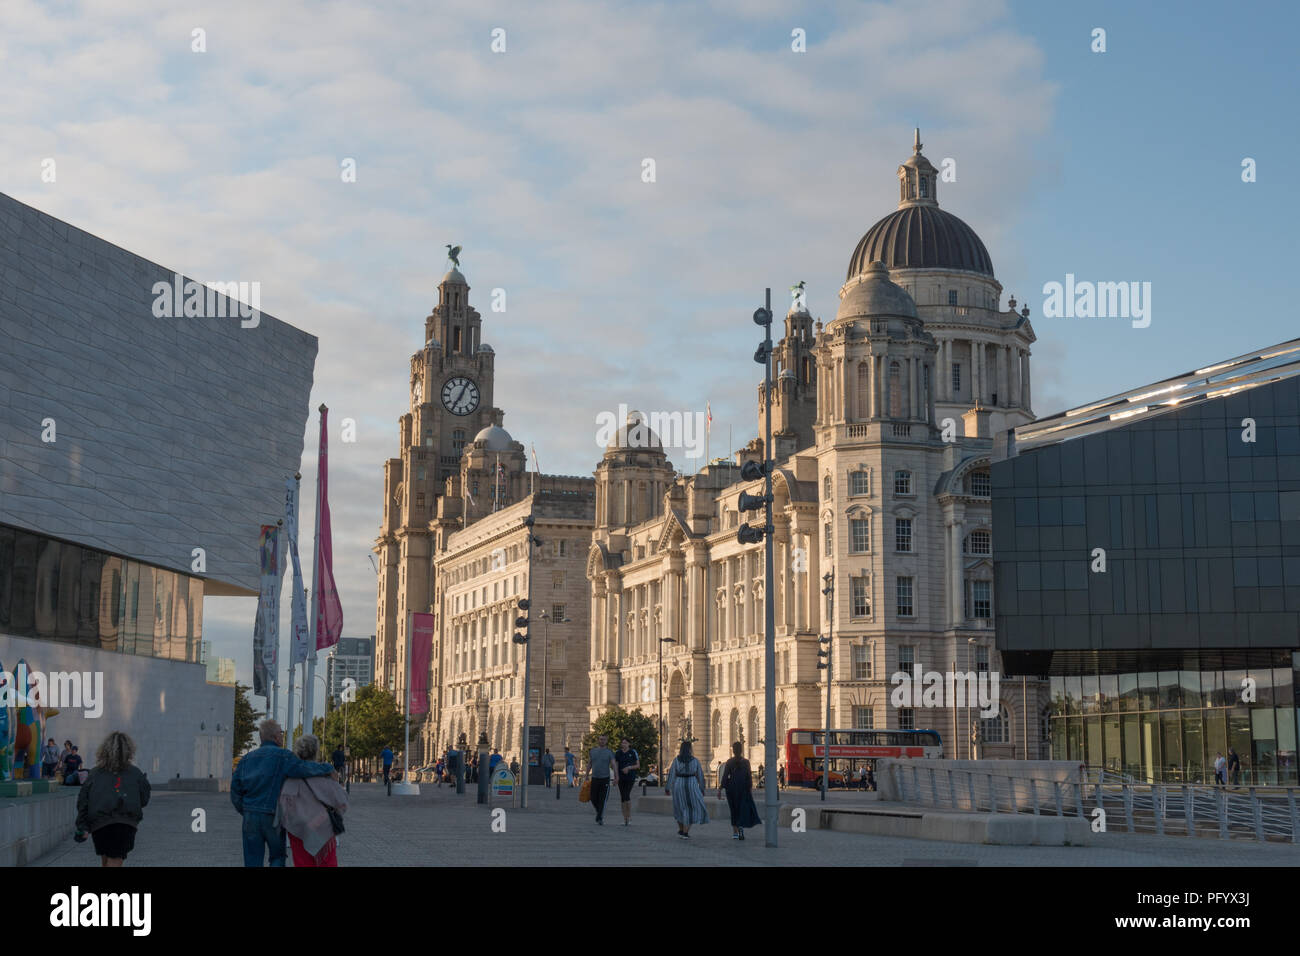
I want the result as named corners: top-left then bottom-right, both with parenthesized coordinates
top-left (818, 570), bottom-right (834, 800)
top-left (658, 636), bottom-right (678, 784)
top-left (736, 288), bottom-right (779, 848)
top-left (514, 510), bottom-right (543, 808)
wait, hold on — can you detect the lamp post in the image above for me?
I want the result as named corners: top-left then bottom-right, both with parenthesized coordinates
top-left (736, 287), bottom-right (778, 848)
top-left (658, 636), bottom-right (678, 784)
top-left (514, 508), bottom-right (543, 808)
top-left (818, 570), bottom-right (834, 800)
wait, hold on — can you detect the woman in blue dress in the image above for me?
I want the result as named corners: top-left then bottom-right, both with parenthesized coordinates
top-left (666, 740), bottom-right (709, 839)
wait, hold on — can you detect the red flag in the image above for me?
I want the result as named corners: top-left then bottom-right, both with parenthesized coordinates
top-left (409, 612), bottom-right (435, 715)
top-left (313, 406), bottom-right (343, 650)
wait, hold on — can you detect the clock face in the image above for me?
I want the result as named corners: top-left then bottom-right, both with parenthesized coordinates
top-left (441, 376), bottom-right (480, 415)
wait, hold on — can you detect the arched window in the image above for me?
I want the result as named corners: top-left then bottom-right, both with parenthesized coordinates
top-left (983, 705), bottom-right (1010, 744)
top-left (747, 706), bottom-right (759, 745)
top-left (888, 361), bottom-right (902, 417)
top-left (729, 709), bottom-right (742, 747)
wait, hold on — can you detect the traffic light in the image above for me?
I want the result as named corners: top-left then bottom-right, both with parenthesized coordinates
top-left (737, 523), bottom-right (765, 545)
top-left (513, 598), bottom-right (530, 644)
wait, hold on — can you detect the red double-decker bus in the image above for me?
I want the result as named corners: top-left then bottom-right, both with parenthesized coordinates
top-left (785, 728), bottom-right (944, 788)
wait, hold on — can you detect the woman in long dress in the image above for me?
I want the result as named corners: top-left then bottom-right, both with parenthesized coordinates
top-left (666, 741), bottom-right (709, 839)
top-left (718, 741), bottom-right (762, 840)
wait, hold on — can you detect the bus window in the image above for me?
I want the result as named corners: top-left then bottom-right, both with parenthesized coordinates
top-left (792, 732), bottom-right (814, 745)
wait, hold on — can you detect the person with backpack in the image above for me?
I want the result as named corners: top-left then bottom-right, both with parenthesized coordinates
top-left (74, 731), bottom-right (151, 866)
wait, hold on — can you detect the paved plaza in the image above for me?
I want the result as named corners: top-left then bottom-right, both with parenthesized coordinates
top-left (29, 783), bottom-right (1300, 867)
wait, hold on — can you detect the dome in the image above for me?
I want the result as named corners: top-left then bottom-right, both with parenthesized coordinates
top-left (441, 267), bottom-right (467, 285)
top-left (473, 424), bottom-right (513, 451)
top-left (847, 204), bottom-right (993, 278)
top-left (836, 261), bottom-right (918, 321)
top-left (604, 411), bottom-right (663, 455)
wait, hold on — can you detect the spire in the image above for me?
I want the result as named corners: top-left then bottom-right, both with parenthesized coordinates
top-left (913, 127), bottom-right (922, 154)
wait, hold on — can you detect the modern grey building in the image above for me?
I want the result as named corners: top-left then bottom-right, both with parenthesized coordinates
top-left (325, 637), bottom-right (374, 704)
top-left (0, 191), bottom-right (317, 782)
top-left (993, 339), bottom-right (1300, 784)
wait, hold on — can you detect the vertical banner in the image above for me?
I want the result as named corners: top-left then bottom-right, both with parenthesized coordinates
top-left (314, 407), bottom-right (344, 650)
top-left (285, 479), bottom-right (310, 664)
top-left (253, 524), bottom-right (280, 696)
top-left (409, 612), bottom-right (435, 715)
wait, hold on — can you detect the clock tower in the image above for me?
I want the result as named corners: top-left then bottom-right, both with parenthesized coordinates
top-left (374, 264), bottom-right (501, 709)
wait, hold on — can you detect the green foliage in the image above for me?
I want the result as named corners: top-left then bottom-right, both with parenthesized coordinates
top-left (232, 682), bottom-right (262, 758)
top-left (326, 684), bottom-right (406, 762)
top-left (580, 706), bottom-right (658, 776)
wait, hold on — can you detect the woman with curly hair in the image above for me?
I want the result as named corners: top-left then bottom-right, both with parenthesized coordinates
top-left (74, 731), bottom-right (151, 866)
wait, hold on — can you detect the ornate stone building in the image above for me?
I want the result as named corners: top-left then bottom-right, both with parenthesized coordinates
top-left (586, 134), bottom-right (1050, 774)
top-left (375, 266), bottom-right (594, 766)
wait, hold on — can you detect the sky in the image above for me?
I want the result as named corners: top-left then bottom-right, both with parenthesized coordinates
top-left (2, 0), bottom-right (1296, 722)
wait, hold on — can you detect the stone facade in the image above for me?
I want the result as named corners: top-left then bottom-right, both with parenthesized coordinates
top-left (586, 136), bottom-right (1051, 772)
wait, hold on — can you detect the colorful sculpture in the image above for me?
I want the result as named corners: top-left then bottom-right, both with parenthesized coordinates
top-left (0, 660), bottom-right (12, 781)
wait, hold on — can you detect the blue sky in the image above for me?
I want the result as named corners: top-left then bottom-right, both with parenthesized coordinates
top-left (2, 0), bottom-right (1295, 717)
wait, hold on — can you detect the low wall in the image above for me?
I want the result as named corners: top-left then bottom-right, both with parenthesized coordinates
top-left (0, 789), bottom-right (78, 867)
top-left (878, 759), bottom-right (1087, 804)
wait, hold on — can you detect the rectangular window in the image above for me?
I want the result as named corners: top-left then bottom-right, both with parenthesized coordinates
top-left (948, 289), bottom-right (958, 306)
top-left (973, 580), bottom-right (991, 619)
top-left (898, 708), bottom-right (915, 731)
top-left (975, 644), bottom-right (989, 672)
top-left (896, 577), bottom-right (914, 617)
top-left (850, 471), bottom-right (870, 496)
top-left (966, 530), bottom-right (991, 555)
top-left (894, 471), bottom-right (912, 495)
top-left (952, 363), bottom-right (961, 392)
top-left (551, 640), bottom-right (565, 664)
top-left (824, 523), bottom-right (833, 556)
top-left (851, 577), bottom-right (871, 618)
top-left (969, 472), bottom-right (991, 497)
top-left (552, 603), bottom-right (565, 622)
top-left (852, 643), bottom-right (871, 679)
top-left (895, 517), bottom-right (912, 552)
top-left (853, 706), bottom-right (874, 730)
top-left (850, 518), bottom-right (870, 553)
top-left (552, 571), bottom-right (565, 589)
top-left (899, 645), bottom-right (914, 671)
top-left (551, 677), bottom-right (565, 695)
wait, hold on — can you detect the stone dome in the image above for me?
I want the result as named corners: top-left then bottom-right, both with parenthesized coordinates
top-left (847, 204), bottom-right (993, 278)
top-left (604, 411), bottom-right (663, 456)
top-left (836, 261), bottom-right (919, 321)
top-left (441, 267), bottom-right (467, 285)
top-left (473, 424), bottom-right (513, 451)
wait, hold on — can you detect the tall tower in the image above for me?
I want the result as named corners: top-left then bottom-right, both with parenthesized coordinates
top-left (760, 298), bottom-right (819, 461)
top-left (374, 263), bottom-right (502, 706)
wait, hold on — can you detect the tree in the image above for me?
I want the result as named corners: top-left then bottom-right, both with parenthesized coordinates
top-left (343, 684), bottom-right (406, 763)
top-left (581, 706), bottom-right (658, 776)
top-left (232, 682), bottom-right (262, 759)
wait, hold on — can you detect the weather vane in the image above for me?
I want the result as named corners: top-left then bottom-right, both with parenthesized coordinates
top-left (446, 244), bottom-right (462, 269)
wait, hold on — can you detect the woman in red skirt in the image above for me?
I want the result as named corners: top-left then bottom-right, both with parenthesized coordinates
top-left (275, 735), bottom-right (348, 866)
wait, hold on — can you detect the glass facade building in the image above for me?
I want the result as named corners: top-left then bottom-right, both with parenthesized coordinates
top-left (0, 523), bottom-right (203, 663)
top-left (993, 340), bottom-right (1300, 784)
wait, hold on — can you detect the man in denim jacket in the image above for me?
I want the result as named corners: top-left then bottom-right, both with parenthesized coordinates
top-left (232, 719), bottom-right (335, 866)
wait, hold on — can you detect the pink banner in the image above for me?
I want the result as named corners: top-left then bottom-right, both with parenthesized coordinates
top-left (409, 612), bottom-right (435, 715)
top-left (313, 406), bottom-right (344, 650)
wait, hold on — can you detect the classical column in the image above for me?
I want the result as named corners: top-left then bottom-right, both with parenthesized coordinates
top-left (949, 518), bottom-right (964, 628)
top-left (1024, 351), bottom-right (1032, 410)
top-left (840, 356), bottom-right (849, 420)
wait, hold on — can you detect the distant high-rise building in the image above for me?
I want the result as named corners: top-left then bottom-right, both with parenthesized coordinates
top-left (326, 637), bottom-right (375, 703)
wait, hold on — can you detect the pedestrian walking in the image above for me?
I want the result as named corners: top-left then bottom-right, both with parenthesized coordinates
top-left (777, 764), bottom-right (785, 790)
top-left (276, 735), bottom-right (349, 867)
top-left (490, 748), bottom-right (503, 772)
top-left (509, 756), bottom-right (519, 778)
top-left (584, 733), bottom-right (618, 825)
top-left (1213, 752), bottom-right (1226, 785)
top-left (1227, 747), bottom-right (1241, 786)
top-left (231, 719), bottom-right (335, 867)
top-left (865, 767), bottom-right (876, 792)
top-left (667, 740), bottom-right (709, 839)
top-left (331, 743), bottom-right (346, 779)
top-left (74, 731), bottom-right (150, 867)
top-left (381, 744), bottom-right (394, 785)
top-left (542, 749), bottom-right (556, 787)
top-left (564, 746), bottom-right (576, 787)
top-left (718, 742), bottom-right (761, 840)
top-left (41, 738), bottom-right (60, 780)
top-left (614, 737), bottom-right (640, 826)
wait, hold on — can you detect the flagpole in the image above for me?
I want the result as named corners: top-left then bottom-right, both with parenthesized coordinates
top-left (304, 405), bottom-right (326, 739)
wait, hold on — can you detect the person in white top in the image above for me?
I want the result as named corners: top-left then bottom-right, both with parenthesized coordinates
top-left (1214, 752), bottom-right (1227, 785)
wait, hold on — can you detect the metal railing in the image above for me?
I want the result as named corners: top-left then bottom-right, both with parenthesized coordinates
top-left (890, 764), bottom-right (1300, 843)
